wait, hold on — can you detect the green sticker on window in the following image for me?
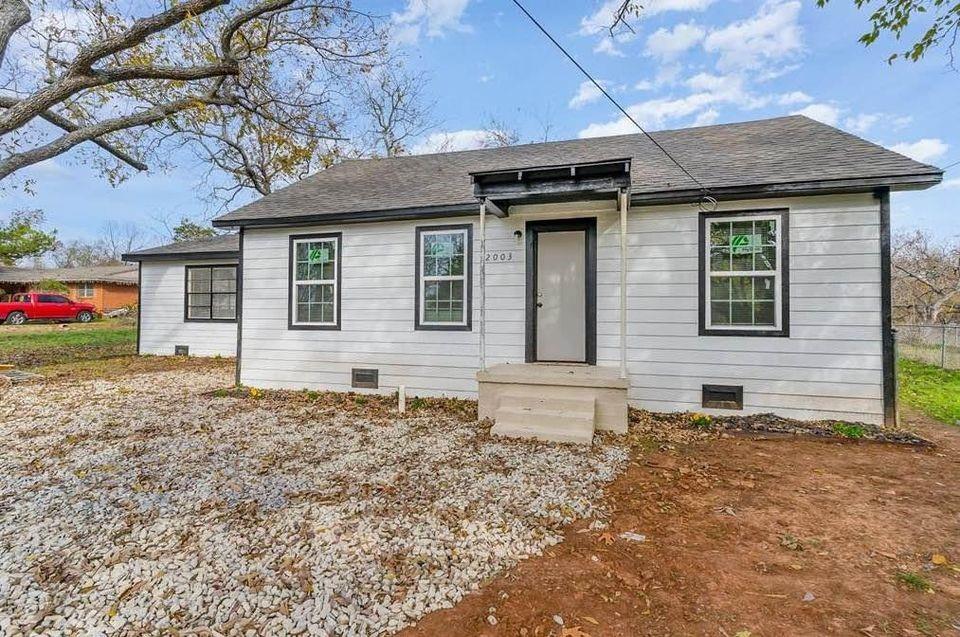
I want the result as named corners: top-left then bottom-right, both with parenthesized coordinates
top-left (731, 234), bottom-right (761, 255)
top-left (308, 246), bottom-right (330, 264)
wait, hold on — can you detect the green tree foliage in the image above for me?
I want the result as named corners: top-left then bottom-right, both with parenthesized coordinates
top-left (0, 209), bottom-right (58, 265)
top-left (35, 279), bottom-right (69, 293)
top-left (172, 219), bottom-right (217, 243)
top-left (817, 0), bottom-right (960, 63)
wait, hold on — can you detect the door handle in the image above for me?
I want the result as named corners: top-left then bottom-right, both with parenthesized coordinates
top-left (536, 302), bottom-right (543, 308)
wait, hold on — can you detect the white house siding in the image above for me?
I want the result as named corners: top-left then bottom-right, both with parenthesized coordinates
top-left (139, 260), bottom-right (238, 357)
top-left (239, 193), bottom-right (884, 423)
top-left (625, 193), bottom-right (884, 423)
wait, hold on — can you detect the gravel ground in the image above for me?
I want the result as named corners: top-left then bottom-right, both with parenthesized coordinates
top-left (0, 369), bottom-right (627, 636)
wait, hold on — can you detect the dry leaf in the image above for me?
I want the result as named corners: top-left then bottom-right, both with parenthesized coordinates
top-left (560, 627), bottom-right (591, 637)
top-left (581, 616), bottom-right (600, 625)
top-left (597, 532), bottom-right (615, 546)
top-left (931, 553), bottom-right (948, 565)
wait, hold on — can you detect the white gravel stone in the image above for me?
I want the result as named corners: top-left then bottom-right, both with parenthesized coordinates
top-left (0, 368), bottom-right (627, 635)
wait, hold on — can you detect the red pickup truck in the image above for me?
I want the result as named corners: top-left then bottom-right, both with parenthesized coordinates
top-left (0, 293), bottom-right (97, 325)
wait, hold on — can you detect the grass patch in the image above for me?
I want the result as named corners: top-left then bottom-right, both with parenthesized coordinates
top-left (895, 570), bottom-right (933, 592)
top-left (831, 422), bottom-right (866, 439)
top-left (898, 358), bottom-right (960, 425)
top-left (0, 321), bottom-right (136, 368)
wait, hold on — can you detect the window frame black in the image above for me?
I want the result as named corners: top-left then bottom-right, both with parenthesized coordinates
top-left (698, 208), bottom-right (790, 338)
top-left (183, 264), bottom-right (239, 323)
top-left (287, 232), bottom-right (343, 331)
top-left (414, 223), bottom-right (473, 331)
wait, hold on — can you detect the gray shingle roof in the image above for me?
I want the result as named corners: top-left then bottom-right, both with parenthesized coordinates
top-left (121, 234), bottom-right (240, 261)
top-left (212, 115), bottom-right (942, 227)
top-left (0, 265), bottom-right (138, 285)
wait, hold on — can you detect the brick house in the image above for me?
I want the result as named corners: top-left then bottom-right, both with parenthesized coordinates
top-left (0, 265), bottom-right (139, 313)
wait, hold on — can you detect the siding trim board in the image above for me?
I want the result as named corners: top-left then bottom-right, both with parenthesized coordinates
top-left (287, 232), bottom-right (343, 331)
top-left (414, 223), bottom-right (474, 332)
top-left (875, 187), bottom-right (897, 425)
top-left (135, 264), bottom-right (142, 355)
top-left (236, 228), bottom-right (245, 386)
top-left (698, 208), bottom-right (791, 338)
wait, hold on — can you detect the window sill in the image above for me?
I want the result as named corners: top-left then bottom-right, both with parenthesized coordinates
top-left (415, 323), bottom-right (472, 331)
top-left (699, 326), bottom-right (789, 337)
top-left (288, 323), bottom-right (341, 331)
top-left (185, 318), bottom-right (238, 324)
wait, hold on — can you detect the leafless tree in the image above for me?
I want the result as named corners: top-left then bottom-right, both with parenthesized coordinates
top-left (356, 65), bottom-right (435, 158)
top-left (479, 116), bottom-right (520, 148)
top-left (0, 0), bottom-right (391, 202)
top-left (100, 219), bottom-right (147, 261)
top-left (893, 229), bottom-right (960, 323)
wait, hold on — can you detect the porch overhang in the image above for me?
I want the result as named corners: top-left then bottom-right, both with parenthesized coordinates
top-left (470, 158), bottom-right (632, 215)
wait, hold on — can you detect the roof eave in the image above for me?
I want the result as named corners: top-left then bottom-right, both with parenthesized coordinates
top-left (630, 172), bottom-right (944, 206)
top-left (209, 172), bottom-right (943, 229)
top-left (121, 250), bottom-right (240, 262)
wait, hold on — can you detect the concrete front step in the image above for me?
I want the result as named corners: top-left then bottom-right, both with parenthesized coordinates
top-left (491, 394), bottom-right (596, 444)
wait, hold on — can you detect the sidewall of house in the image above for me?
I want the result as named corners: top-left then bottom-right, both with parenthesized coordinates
top-left (139, 261), bottom-right (238, 357)
top-left (239, 192), bottom-right (883, 423)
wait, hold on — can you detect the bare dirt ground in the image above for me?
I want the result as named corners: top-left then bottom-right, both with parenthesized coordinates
top-left (403, 409), bottom-right (960, 637)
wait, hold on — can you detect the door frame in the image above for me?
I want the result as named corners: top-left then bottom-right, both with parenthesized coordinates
top-left (525, 217), bottom-right (597, 364)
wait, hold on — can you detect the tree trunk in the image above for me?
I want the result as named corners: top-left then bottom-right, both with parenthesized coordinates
top-left (0, 0), bottom-right (30, 69)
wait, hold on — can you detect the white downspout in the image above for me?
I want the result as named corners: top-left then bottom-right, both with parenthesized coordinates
top-left (619, 188), bottom-right (629, 379)
top-left (479, 199), bottom-right (487, 372)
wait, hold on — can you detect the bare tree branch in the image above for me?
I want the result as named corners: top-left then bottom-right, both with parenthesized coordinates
top-left (0, 0), bottom-right (30, 70)
top-left (0, 95), bottom-right (146, 171)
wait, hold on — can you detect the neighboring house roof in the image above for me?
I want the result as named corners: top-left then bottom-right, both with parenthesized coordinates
top-left (0, 264), bottom-right (139, 285)
top-left (121, 233), bottom-right (240, 262)
top-left (211, 115), bottom-right (943, 228)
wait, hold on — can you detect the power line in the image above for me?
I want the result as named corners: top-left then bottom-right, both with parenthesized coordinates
top-left (509, 0), bottom-right (708, 194)
top-left (942, 158), bottom-right (960, 171)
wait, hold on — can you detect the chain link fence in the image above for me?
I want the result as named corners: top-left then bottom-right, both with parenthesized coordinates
top-left (896, 324), bottom-right (960, 369)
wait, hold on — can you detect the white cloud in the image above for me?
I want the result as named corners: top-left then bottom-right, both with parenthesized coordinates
top-left (578, 73), bottom-right (765, 137)
top-left (843, 113), bottom-right (881, 134)
top-left (392, 0), bottom-right (471, 45)
top-left (777, 91), bottom-right (812, 106)
top-left (478, 74), bottom-right (493, 83)
top-left (692, 109), bottom-right (719, 127)
top-left (940, 177), bottom-right (960, 189)
top-left (703, 0), bottom-right (802, 72)
top-left (580, 0), bottom-right (715, 35)
top-left (645, 22), bottom-right (705, 61)
top-left (411, 129), bottom-right (488, 154)
top-left (889, 139), bottom-right (949, 163)
top-left (792, 103), bottom-right (841, 126)
top-left (593, 37), bottom-right (626, 57)
top-left (569, 80), bottom-right (604, 109)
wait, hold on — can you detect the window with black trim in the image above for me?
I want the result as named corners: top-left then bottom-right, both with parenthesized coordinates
top-left (185, 265), bottom-right (237, 321)
top-left (700, 210), bottom-right (789, 337)
top-left (289, 233), bottom-right (341, 329)
top-left (415, 225), bottom-right (472, 330)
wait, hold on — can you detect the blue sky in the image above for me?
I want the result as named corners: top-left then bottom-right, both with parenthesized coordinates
top-left (5, 0), bottom-right (959, 244)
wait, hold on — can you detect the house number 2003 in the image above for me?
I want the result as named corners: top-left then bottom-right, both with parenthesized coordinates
top-left (485, 251), bottom-right (514, 262)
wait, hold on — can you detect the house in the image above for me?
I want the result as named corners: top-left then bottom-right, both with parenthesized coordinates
top-left (123, 116), bottom-right (943, 442)
top-left (122, 234), bottom-right (240, 357)
top-left (0, 265), bottom-right (139, 313)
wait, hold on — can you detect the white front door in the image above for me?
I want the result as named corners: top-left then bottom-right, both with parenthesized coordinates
top-left (536, 230), bottom-right (586, 362)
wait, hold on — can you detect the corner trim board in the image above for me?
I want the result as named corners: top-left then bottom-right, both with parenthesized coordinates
top-left (875, 187), bottom-right (897, 426)
top-left (235, 228), bottom-right (244, 386)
